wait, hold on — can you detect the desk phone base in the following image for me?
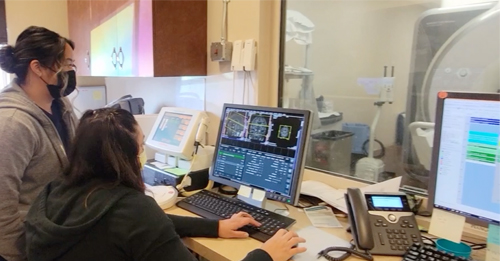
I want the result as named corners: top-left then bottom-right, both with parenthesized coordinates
top-left (177, 190), bottom-right (296, 242)
top-left (368, 214), bottom-right (422, 255)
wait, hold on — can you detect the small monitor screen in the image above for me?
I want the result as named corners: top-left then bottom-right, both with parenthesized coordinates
top-left (152, 112), bottom-right (192, 146)
top-left (371, 196), bottom-right (403, 208)
top-left (212, 106), bottom-right (307, 203)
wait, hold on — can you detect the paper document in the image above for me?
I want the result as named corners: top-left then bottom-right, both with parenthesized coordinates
top-left (292, 226), bottom-right (351, 261)
top-left (359, 176), bottom-right (402, 194)
top-left (300, 180), bottom-right (347, 212)
top-left (487, 224), bottom-right (500, 261)
top-left (428, 208), bottom-right (465, 243)
top-left (304, 206), bottom-right (342, 228)
top-left (300, 177), bottom-right (402, 213)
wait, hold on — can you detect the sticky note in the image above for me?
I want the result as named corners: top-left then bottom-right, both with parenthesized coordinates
top-left (252, 189), bottom-right (266, 202)
top-left (238, 185), bottom-right (251, 198)
top-left (164, 168), bottom-right (189, 176)
top-left (92, 91), bottom-right (102, 101)
top-left (428, 208), bottom-right (466, 243)
top-left (487, 224), bottom-right (500, 261)
top-left (488, 224), bottom-right (500, 245)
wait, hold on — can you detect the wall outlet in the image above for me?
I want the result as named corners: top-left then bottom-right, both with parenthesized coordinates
top-left (231, 40), bottom-right (244, 71)
top-left (242, 39), bottom-right (256, 71)
top-left (210, 42), bottom-right (233, 62)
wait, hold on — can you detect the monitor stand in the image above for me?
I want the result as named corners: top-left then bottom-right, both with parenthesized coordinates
top-left (237, 185), bottom-right (290, 217)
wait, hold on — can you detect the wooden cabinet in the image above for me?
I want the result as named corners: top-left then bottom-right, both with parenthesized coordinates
top-left (90, 4), bottom-right (134, 76)
top-left (67, 0), bottom-right (207, 77)
top-left (67, 0), bottom-right (92, 76)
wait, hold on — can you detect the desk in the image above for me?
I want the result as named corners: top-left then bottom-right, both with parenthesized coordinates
top-left (167, 203), bottom-right (401, 261)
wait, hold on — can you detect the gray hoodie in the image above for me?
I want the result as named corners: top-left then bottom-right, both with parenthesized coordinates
top-left (0, 80), bottom-right (77, 261)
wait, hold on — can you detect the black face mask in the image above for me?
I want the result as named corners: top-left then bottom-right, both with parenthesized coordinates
top-left (42, 70), bottom-right (77, 99)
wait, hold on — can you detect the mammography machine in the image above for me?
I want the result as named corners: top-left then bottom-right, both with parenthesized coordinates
top-left (403, 2), bottom-right (499, 186)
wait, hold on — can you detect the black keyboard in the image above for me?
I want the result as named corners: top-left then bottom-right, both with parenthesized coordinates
top-left (403, 243), bottom-right (469, 261)
top-left (176, 190), bottom-right (296, 242)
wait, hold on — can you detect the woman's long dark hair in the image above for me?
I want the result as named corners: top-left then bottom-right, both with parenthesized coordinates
top-left (65, 108), bottom-right (145, 193)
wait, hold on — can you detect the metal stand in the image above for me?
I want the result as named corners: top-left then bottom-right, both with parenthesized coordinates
top-left (237, 185), bottom-right (290, 216)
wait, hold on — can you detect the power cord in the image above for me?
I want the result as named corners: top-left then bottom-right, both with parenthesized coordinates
top-left (419, 234), bottom-right (487, 251)
top-left (218, 185), bottom-right (238, 196)
top-left (317, 241), bottom-right (373, 261)
top-left (420, 235), bottom-right (437, 247)
top-left (273, 203), bottom-right (290, 213)
top-left (362, 139), bottom-right (386, 159)
top-left (176, 143), bottom-right (214, 197)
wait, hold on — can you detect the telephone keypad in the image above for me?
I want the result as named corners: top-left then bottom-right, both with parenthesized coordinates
top-left (372, 215), bottom-right (421, 255)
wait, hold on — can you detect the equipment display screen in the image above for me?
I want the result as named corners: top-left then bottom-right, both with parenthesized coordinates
top-left (152, 112), bottom-right (192, 146)
top-left (371, 196), bottom-right (404, 208)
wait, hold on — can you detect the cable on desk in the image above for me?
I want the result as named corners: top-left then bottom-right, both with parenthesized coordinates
top-left (217, 185), bottom-right (238, 196)
top-left (317, 240), bottom-right (373, 261)
top-left (470, 243), bottom-right (487, 250)
top-left (420, 235), bottom-right (437, 247)
top-left (420, 235), bottom-right (487, 251)
top-left (274, 203), bottom-right (290, 213)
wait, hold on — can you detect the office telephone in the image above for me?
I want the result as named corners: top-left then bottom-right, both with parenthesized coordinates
top-left (345, 188), bottom-right (422, 256)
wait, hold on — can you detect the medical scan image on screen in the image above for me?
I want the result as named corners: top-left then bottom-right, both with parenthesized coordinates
top-left (214, 107), bottom-right (305, 198)
top-left (152, 112), bottom-right (192, 146)
top-left (435, 98), bottom-right (500, 224)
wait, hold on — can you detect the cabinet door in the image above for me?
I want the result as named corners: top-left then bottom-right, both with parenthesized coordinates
top-left (68, 0), bottom-right (92, 76)
top-left (90, 16), bottom-right (119, 76)
top-left (90, 0), bottom-right (131, 28)
top-left (115, 4), bottom-right (134, 76)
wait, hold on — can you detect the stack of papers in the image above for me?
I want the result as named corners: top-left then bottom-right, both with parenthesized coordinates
top-left (300, 177), bottom-right (402, 213)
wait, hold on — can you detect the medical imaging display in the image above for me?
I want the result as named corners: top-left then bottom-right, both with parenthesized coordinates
top-left (214, 107), bottom-right (306, 197)
top-left (220, 108), bottom-right (304, 149)
top-left (247, 114), bottom-right (271, 142)
top-left (224, 111), bottom-right (247, 138)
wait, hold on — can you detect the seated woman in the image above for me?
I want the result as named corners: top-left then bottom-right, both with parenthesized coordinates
top-left (25, 108), bottom-right (306, 261)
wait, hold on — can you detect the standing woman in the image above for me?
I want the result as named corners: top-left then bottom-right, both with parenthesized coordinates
top-left (0, 26), bottom-right (78, 261)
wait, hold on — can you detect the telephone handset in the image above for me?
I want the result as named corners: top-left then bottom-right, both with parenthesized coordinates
top-left (346, 188), bottom-right (375, 250)
top-left (345, 188), bottom-right (422, 256)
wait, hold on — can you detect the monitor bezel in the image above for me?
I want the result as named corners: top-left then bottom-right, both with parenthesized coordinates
top-left (145, 107), bottom-right (206, 160)
top-left (209, 103), bottom-right (312, 206)
top-left (427, 91), bottom-right (500, 227)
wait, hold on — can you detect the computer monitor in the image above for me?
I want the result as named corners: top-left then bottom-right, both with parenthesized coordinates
top-left (146, 107), bottom-right (208, 160)
top-left (209, 104), bottom-right (312, 206)
top-left (428, 91), bottom-right (500, 226)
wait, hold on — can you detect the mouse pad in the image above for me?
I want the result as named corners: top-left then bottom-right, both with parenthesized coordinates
top-left (292, 226), bottom-right (351, 261)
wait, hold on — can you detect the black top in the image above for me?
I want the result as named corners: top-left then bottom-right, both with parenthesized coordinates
top-left (25, 178), bottom-right (272, 261)
top-left (41, 100), bottom-right (69, 151)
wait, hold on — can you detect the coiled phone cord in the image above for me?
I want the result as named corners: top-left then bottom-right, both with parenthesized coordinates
top-left (317, 244), bottom-right (373, 261)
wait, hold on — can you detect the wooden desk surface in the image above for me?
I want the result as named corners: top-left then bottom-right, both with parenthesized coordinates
top-left (167, 203), bottom-right (402, 261)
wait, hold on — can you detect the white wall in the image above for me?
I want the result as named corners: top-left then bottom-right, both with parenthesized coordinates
top-left (5, 0), bottom-right (69, 44)
top-left (284, 1), bottom-right (432, 146)
top-left (105, 73), bottom-right (254, 145)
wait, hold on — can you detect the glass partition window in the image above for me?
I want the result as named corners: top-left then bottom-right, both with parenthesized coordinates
top-left (280, 0), bottom-right (500, 193)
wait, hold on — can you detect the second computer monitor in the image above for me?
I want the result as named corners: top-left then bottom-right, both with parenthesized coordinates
top-left (210, 104), bottom-right (312, 206)
top-left (428, 91), bottom-right (500, 226)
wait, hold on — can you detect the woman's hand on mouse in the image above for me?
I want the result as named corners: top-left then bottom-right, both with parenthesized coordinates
top-left (260, 229), bottom-right (306, 261)
top-left (218, 212), bottom-right (261, 238)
